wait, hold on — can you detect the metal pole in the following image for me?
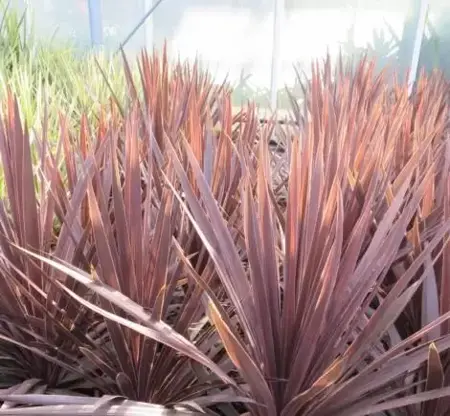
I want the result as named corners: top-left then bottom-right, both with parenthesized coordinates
top-left (270, 0), bottom-right (284, 110)
top-left (407, 0), bottom-right (428, 96)
top-left (116, 0), bottom-right (165, 54)
top-left (88, 0), bottom-right (103, 48)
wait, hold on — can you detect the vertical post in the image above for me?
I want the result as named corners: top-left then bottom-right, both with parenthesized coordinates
top-left (88, 0), bottom-right (103, 48)
top-left (270, 0), bottom-right (284, 110)
top-left (407, 0), bottom-right (428, 96)
top-left (144, 0), bottom-right (154, 50)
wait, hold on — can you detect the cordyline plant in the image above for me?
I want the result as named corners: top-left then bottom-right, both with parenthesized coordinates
top-left (279, 63), bottom-right (450, 416)
top-left (115, 46), bottom-right (262, 290)
top-left (0, 91), bottom-right (108, 394)
top-left (161, 60), bottom-right (450, 416)
top-left (70, 49), bottom-right (261, 406)
top-left (381, 72), bottom-right (450, 416)
top-left (0, 49), bottom-right (263, 414)
top-left (291, 56), bottom-right (450, 416)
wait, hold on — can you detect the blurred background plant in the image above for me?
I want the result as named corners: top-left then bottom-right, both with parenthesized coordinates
top-left (417, 18), bottom-right (450, 77)
top-left (0, 0), bottom-right (130, 141)
top-left (339, 6), bottom-right (450, 82)
top-left (232, 69), bottom-right (303, 113)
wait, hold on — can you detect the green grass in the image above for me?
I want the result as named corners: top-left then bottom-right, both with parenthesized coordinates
top-left (0, 0), bottom-right (132, 141)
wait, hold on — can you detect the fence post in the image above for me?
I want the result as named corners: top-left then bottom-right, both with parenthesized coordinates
top-left (270, 0), bottom-right (284, 110)
top-left (407, 0), bottom-right (428, 96)
top-left (88, 0), bottom-right (103, 48)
